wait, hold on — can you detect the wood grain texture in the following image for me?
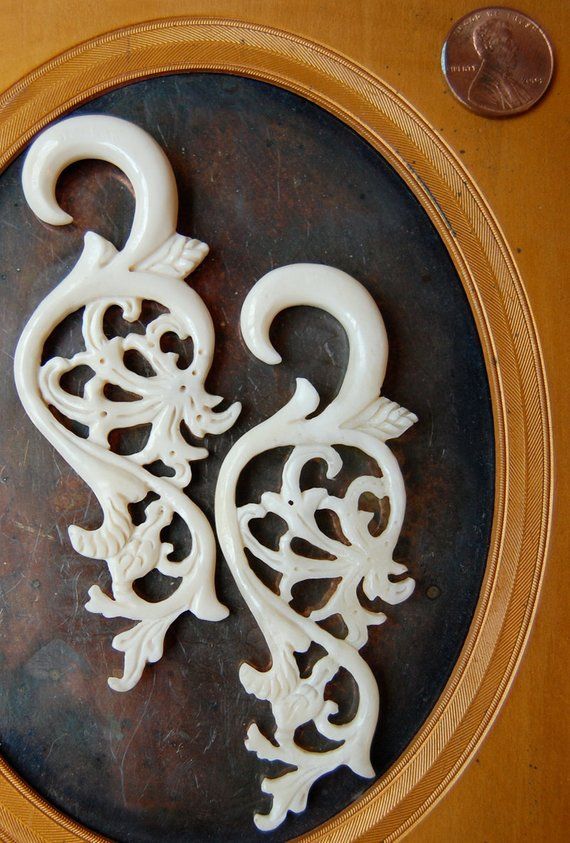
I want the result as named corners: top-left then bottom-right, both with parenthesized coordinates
top-left (0, 2), bottom-right (567, 842)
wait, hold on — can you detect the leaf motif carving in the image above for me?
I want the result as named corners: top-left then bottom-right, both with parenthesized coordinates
top-left (135, 233), bottom-right (209, 279)
top-left (345, 396), bottom-right (418, 440)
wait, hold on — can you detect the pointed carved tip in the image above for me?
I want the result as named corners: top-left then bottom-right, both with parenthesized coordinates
top-left (107, 676), bottom-right (132, 693)
top-left (47, 209), bottom-right (74, 226)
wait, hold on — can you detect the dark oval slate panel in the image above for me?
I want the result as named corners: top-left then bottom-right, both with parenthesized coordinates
top-left (0, 73), bottom-right (493, 842)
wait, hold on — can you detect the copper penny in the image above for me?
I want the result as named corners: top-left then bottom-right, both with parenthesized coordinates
top-left (442, 7), bottom-right (554, 117)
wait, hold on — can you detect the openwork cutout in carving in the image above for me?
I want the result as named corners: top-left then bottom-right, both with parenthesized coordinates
top-left (14, 115), bottom-right (240, 691)
top-left (215, 264), bottom-right (417, 829)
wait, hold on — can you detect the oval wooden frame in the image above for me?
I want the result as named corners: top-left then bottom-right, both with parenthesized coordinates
top-left (0, 18), bottom-right (552, 843)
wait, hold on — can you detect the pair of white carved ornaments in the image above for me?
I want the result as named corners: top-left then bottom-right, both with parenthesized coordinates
top-left (13, 115), bottom-right (417, 831)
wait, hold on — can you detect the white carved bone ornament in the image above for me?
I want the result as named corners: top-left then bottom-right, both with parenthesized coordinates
top-left (215, 264), bottom-right (417, 830)
top-left (14, 115), bottom-right (241, 691)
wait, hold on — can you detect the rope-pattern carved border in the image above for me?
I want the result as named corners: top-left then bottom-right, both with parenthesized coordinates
top-left (0, 18), bottom-right (552, 843)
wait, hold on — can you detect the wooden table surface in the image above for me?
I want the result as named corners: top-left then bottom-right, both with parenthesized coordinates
top-left (0, 2), bottom-right (567, 841)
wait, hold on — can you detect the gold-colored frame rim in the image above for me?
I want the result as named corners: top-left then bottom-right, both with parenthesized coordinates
top-left (0, 17), bottom-right (552, 843)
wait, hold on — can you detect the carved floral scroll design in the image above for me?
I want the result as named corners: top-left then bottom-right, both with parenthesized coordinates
top-left (215, 264), bottom-right (417, 830)
top-left (14, 115), bottom-right (240, 691)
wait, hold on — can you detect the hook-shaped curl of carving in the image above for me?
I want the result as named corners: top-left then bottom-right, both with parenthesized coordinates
top-left (240, 263), bottom-right (388, 421)
top-left (22, 114), bottom-right (179, 267)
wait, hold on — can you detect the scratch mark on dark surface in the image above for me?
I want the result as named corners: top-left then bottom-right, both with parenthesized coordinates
top-left (32, 525), bottom-right (43, 555)
top-left (45, 731), bottom-right (67, 762)
top-left (51, 451), bottom-right (63, 476)
top-left (15, 520), bottom-right (55, 541)
top-left (119, 673), bottom-right (156, 806)
top-left (82, 490), bottom-right (93, 521)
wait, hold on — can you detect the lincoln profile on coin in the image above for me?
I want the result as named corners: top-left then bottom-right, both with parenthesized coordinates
top-left (469, 18), bottom-right (531, 110)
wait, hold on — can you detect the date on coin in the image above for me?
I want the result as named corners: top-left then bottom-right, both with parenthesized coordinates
top-left (442, 7), bottom-right (554, 117)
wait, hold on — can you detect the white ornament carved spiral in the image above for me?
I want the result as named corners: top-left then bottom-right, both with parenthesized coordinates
top-left (215, 264), bottom-right (417, 830)
top-left (14, 115), bottom-right (240, 692)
